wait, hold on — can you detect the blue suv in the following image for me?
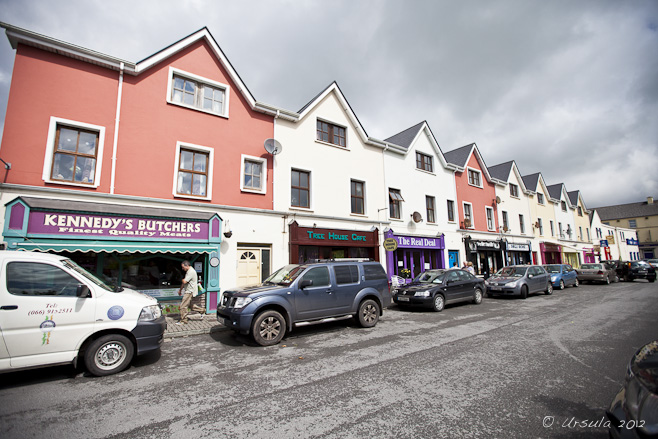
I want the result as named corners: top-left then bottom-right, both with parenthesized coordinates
top-left (542, 264), bottom-right (579, 290)
top-left (217, 260), bottom-right (391, 346)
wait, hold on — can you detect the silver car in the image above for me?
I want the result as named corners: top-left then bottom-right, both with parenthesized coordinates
top-left (576, 263), bottom-right (618, 284)
top-left (485, 265), bottom-right (553, 299)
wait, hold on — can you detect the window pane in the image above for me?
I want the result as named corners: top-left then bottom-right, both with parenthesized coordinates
top-left (173, 77), bottom-right (184, 89)
top-left (172, 89), bottom-right (183, 103)
top-left (291, 171), bottom-right (299, 187)
top-left (58, 128), bottom-right (78, 152)
top-left (52, 153), bottom-right (75, 181)
top-left (302, 267), bottom-right (330, 287)
top-left (291, 188), bottom-right (299, 206)
top-left (252, 175), bottom-right (261, 189)
top-left (193, 174), bottom-right (207, 196)
top-left (194, 153), bottom-right (207, 172)
top-left (180, 151), bottom-right (194, 170)
top-left (184, 80), bottom-right (195, 93)
top-left (299, 172), bottom-right (309, 188)
top-left (178, 172), bottom-right (192, 194)
top-left (183, 92), bottom-right (195, 106)
top-left (245, 161), bottom-right (252, 175)
top-left (300, 189), bottom-right (309, 207)
top-left (252, 162), bottom-right (261, 175)
top-left (7, 262), bottom-right (80, 296)
top-left (78, 132), bottom-right (97, 155)
top-left (244, 174), bottom-right (252, 188)
top-left (74, 157), bottom-right (96, 183)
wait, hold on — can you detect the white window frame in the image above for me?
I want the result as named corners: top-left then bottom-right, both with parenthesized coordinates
top-left (172, 141), bottom-right (214, 201)
top-left (463, 202), bottom-right (474, 228)
top-left (467, 167), bottom-right (483, 188)
top-left (240, 154), bottom-right (267, 194)
top-left (485, 206), bottom-right (495, 231)
top-left (166, 67), bottom-right (230, 118)
top-left (43, 117), bottom-right (106, 188)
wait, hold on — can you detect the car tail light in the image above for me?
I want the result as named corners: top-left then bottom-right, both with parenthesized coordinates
top-left (597, 270), bottom-right (604, 274)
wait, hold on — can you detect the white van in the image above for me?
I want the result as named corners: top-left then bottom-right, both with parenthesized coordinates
top-left (0, 251), bottom-right (166, 376)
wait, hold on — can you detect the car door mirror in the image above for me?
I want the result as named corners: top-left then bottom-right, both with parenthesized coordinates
top-left (76, 284), bottom-right (91, 298)
top-left (300, 279), bottom-right (313, 289)
top-left (528, 274), bottom-right (533, 279)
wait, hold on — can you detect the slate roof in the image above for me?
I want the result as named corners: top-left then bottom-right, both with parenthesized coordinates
top-left (546, 184), bottom-right (564, 200)
top-left (567, 190), bottom-right (580, 207)
top-left (594, 198), bottom-right (658, 220)
top-left (384, 121), bottom-right (426, 149)
top-left (521, 173), bottom-right (540, 191)
top-left (488, 161), bottom-right (514, 182)
top-left (444, 144), bottom-right (475, 168)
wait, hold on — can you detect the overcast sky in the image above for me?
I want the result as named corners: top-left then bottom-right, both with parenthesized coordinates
top-left (0, 0), bottom-right (656, 208)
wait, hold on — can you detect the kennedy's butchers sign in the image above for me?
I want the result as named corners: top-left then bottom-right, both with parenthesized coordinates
top-left (27, 212), bottom-right (208, 240)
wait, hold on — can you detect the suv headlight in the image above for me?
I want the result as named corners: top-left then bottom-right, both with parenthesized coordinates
top-left (233, 297), bottom-right (253, 309)
top-left (414, 291), bottom-right (431, 297)
top-left (138, 304), bottom-right (162, 321)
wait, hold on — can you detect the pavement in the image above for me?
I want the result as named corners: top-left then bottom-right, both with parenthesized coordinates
top-left (164, 312), bottom-right (225, 338)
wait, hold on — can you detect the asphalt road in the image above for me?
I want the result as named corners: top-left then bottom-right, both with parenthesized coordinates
top-left (1, 280), bottom-right (656, 439)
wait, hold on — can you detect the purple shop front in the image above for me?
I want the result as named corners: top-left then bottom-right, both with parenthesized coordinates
top-left (385, 230), bottom-right (446, 282)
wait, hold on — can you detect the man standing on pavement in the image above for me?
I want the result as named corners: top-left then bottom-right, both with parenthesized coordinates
top-left (177, 260), bottom-right (204, 324)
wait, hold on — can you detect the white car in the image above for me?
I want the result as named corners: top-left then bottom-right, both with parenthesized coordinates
top-left (0, 251), bottom-right (166, 376)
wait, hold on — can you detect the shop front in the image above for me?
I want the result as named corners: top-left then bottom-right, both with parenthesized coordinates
top-left (465, 238), bottom-right (504, 278)
top-left (582, 247), bottom-right (596, 263)
top-left (288, 221), bottom-right (379, 263)
top-left (3, 197), bottom-right (222, 313)
top-left (599, 240), bottom-right (612, 261)
top-left (384, 230), bottom-right (445, 281)
top-left (540, 242), bottom-right (562, 264)
top-left (504, 242), bottom-right (531, 266)
top-left (562, 247), bottom-right (580, 268)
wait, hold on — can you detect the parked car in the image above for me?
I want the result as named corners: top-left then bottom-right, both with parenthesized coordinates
top-left (485, 265), bottom-right (553, 299)
top-left (542, 264), bottom-right (579, 289)
top-left (616, 261), bottom-right (657, 282)
top-left (0, 251), bottom-right (166, 376)
top-left (576, 263), bottom-right (618, 284)
top-left (642, 258), bottom-right (658, 268)
top-left (606, 339), bottom-right (658, 438)
top-left (217, 260), bottom-right (391, 346)
top-left (391, 269), bottom-right (484, 312)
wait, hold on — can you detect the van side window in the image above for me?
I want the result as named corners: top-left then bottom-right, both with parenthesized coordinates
top-left (6, 262), bottom-right (80, 296)
top-left (363, 264), bottom-right (386, 281)
top-left (334, 265), bottom-right (359, 285)
top-left (301, 267), bottom-right (330, 288)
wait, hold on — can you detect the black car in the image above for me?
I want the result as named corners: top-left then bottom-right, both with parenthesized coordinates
top-left (615, 261), bottom-right (657, 282)
top-left (606, 339), bottom-right (658, 438)
top-left (391, 269), bottom-right (484, 312)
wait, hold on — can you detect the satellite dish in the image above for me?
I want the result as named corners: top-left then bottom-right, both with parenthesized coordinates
top-left (264, 138), bottom-right (282, 155)
top-left (412, 212), bottom-right (423, 223)
top-left (495, 196), bottom-right (502, 204)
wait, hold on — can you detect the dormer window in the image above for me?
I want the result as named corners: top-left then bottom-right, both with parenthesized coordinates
top-left (167, 67), bottom-right (229, 118)
top-left (509, 184), bottom-right (519, 198)
top-left (316, 120), bottom-right (346, 147)
top-left (467, 169), bottom-right (482, 187)
top-left (561, 201), bottom-right (567, 212)
top-left (416, 152), bottom-right (433, 173)
top-left (537, 193), bottom-right (544, 204)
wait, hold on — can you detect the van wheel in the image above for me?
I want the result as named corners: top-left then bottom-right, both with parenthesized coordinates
top-left (358, 299), bottom-right (380, 327)
top-left (252, 310), bottom-right (286, 346)
top-left (84, 334), bottom-right (134, 376)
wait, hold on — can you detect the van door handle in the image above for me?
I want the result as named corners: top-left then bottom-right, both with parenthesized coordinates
top-left (1, 305), bottom-right (18, 310)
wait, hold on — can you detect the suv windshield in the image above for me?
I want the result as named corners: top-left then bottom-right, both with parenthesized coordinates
top-left (500, 267), bottom-right (527, 277)
top-left (264, 265), bottom-right (306, 286)
top-left (62, 259), bottom-right (114, 292)
top-left (413, 270), bottom-right (445, 283)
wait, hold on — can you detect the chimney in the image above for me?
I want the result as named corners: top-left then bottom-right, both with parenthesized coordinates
top-left (649, 196), bottom-right (654, 204)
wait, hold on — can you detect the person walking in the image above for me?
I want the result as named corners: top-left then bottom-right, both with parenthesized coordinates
top-left (466, 261), bottom-right (476, 275)
top-left (177, 260), bottom-right (204, 324)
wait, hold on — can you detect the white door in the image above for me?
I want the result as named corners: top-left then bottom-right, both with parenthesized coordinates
top-left (237, 249), bottom-right (261, 286)
top-left (0, 260), bottom-right (97, 368)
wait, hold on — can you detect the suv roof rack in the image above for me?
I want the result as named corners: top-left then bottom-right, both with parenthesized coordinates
top-left (307, 258), bottom-right (374, 263)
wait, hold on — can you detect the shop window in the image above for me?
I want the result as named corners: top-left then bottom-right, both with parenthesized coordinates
top-left (447, 200), bottom-right (455, 222)
top-left (416, 152), bottom-right (433, 173)
top-left (175, 146), bottom-right (211, 199)
top-left (351, 180), bottom-right (365, 215)
top-left (334, 265), bottom-right (359, 285)
top-left (241, 155), bottom-right (267, 194)
top-left (316, 119), bottom-right (346, 147)
top-left (537, 193), bottom-right (544, 204)
top-left (389, 189), bottom-right (404, 219)
top-left (486, 207), bottom-right (495, 231)
top-left (291, 169), bottom-right (311, 208)
top-left (467, 168), bottom-right (482, 187)
top-left (167, 67), bottom-right (229, 118)
top-left (6, 262), bottom-right (80, 297)
top-left (301, 267), bottom-right (330, 287)
top-left (426, 196), bottom-right (436, 223)
top-left (509, 184), bottom-right (519, 198)
top-left (43, 117), bottom-right (105, 188)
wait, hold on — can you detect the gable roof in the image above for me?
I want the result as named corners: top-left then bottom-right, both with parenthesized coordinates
top-left (546, 184), bottom-right (564, 201)
top-left (521, 173), bottom-right (540, 192)
top-left (382, 121), bottom-right (451, 167)
top-left (488, 161), bottom-right (514, 182)
top-left (384, 121), bottom-right (426, 149)
top-left (0, 21), bottom-right (296, 120)
top-left (444, 143), bottom-right (494, 182)
top-left (594, 198), bottom-right (658, 221)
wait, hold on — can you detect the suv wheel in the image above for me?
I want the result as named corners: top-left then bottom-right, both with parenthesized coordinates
top-left (473, 289), bottom-right (483, 305)
top-left (252, 310), bottom-right (286, 346)
top-left (357, 299), bottom-right (380, 328)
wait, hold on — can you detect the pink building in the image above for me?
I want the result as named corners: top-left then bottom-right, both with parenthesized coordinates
top-left (0, 24), bottom-right (283, 312)
top-left (445, 143), bottom-right (503, 277)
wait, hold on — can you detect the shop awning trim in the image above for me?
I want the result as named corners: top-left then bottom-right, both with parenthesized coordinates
top-left (16, 240), bottom-right (218, 254)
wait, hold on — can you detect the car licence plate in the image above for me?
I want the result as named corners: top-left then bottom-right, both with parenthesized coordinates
top-left (638, 270), bottom-right (647, 274)
top-left (490, 286), bottom-right (502, 291)
top-left (398, 296), bottom-right (410, 302)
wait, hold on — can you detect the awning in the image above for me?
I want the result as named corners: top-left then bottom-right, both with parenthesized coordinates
top-left (561, 244), bottom-right (583, 253)
top-left (15, 240), bottom-right (218, 254)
